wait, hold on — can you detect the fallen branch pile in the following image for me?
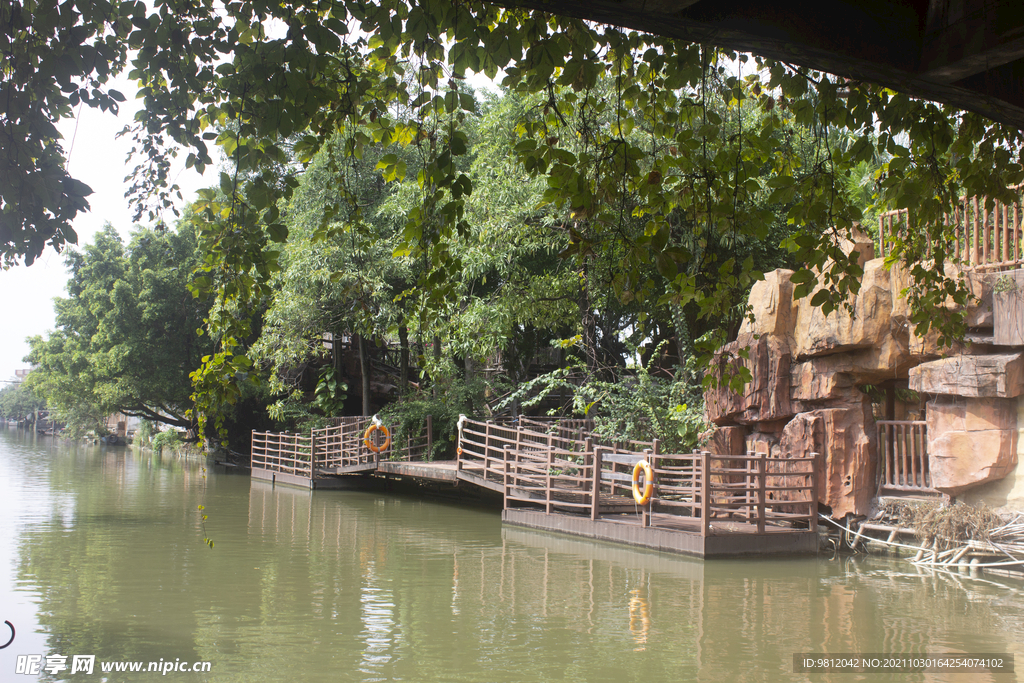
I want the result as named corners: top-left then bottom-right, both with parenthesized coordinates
top-left (824, 502), bottom-right (1024, 571)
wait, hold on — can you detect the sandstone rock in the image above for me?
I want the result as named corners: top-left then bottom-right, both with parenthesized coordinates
top-left (891, 262), bottom-right (992, 342)
top-left (708, 425), bottom-right (746, 456)
top-left (993, 269), bottom-right (1024, 346)
top-left (738, 269), bottom-right (797, 340)
top-left (745, 431), bottom-right (779, 456)
top-left (909, 353), bottom-right (1024, 398)
top-left (705, 336), bottom-right (793, 425)
top-left (890, 259), bottom-right (962, 321)
top-left (792, 258), bottom-right (896, 360)
top-left (966, 269), bottom-right (996, 328)
top-left (768, 413), bottom-right (825, 511)
top-left (927, 396), bottom-right (1019, 496)
top-left (785, 401), bottom-right (876, 518)
top-left (780, 412), bottom-right (825, 459)
top-left (789, 358), bottom-right (861, 410)
top-left (840, 226), bottom-right (875, 268)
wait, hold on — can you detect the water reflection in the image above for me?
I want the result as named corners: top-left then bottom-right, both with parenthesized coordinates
top-left (2, 428), bottom-right (1022, 683)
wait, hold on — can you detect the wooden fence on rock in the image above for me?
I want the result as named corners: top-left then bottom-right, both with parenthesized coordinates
top-left (876, 420), bottom-right (934, 494)
top-left (879, 184), bottom-right (1024, 271)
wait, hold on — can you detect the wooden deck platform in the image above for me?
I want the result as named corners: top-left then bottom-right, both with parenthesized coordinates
top-left (251, 466), bottom-right (368, 490)
top-left (251, 460), bottom-right (462, 489)
top-left (249, 417), bottom-right (823, 559)
top-left (377, 460), bottom-right (458, 482)
top-left (502, 508), bottom-right (818, 558)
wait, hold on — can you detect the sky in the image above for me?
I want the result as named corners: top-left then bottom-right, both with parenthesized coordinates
top-left (0, 77), bottom-right (208, 384)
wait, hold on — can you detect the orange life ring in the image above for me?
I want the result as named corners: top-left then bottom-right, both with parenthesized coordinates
top-left (363, 424), bottom-right (391, 453)
top-left (632, 460), bottom-right (654, 506)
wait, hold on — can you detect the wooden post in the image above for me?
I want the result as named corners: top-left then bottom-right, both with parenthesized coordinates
top-left (651, 439), bottom-right (659, 529)
top-left (591, 446), bottom-right (602, 521)
top-left (878, 214), bottom-right (884, 257)
top-left (700, 452), bottom-right (710, 537)
top-left (484, 421), bottom-right (492, 479)
top-left (426, 414), bottom-right (433, 462)
top-left (339, 420), bottom-right (345, 469)
top-left (642, 448), bottom-right (652, 528)
top-left (745, 452), bottom-right (754, 523)
top-left (503, 445), bottom-right (510, 511)
top-left (545, 442), bottom-right (553, 515)
top-left (310, 427), bottom-right (317, 481)
top-left (973, 195), bottom-right (981, 265)
top-left (809, 451), bottom-right (819, 533)
top-left (757, 451), bottom-right (766, 535)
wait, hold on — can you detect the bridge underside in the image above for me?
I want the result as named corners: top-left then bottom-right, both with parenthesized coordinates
top-left (501, 0), bottom-right (1024, 130)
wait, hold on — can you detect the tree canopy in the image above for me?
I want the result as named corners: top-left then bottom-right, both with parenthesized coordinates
top-left (5, 0), bottom-right (1024, 432)
top-left (26, 223), bottom-right (211, 435)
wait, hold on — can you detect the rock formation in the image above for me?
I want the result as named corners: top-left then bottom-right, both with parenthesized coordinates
top-left (705, 254), bottom-right (1024, 517)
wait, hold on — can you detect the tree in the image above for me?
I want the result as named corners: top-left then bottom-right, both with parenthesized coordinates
top-left (6, 1), bottom-right (1023, 429)
top-left (0, 380), bottom-right (46, 422)
top-left (26, 223), bottom-right (212, 435)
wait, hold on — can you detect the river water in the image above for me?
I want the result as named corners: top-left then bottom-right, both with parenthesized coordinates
top-left (1, 427), bottom-right (1021, 682)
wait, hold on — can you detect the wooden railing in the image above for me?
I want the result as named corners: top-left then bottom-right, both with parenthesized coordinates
top-left (253, 414), bottom-right (438, 479)
top-left (877, 420), bottom-right (934, 493)
top-left (389, 415), bottom-right (434, 461)
top-left (879, 184), bottom-right (1024, 271)
top-left (503, 448), bottom-right (818, 535)
top-left (251, 431), bottom-right (314, 477)
top-left (312, 417), bottom-right (385, 472)
top-left (459, 418), bottom-right (817, 534)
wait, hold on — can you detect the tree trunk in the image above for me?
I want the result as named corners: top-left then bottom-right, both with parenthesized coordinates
top-left (358, 333), bottom-right (371, 416)
top-left (399, 323), bottom-right (410, 395)
top-left (432, 334), bottom-right (441, 398)
top-left (579, 259), bottom-right (598, 374)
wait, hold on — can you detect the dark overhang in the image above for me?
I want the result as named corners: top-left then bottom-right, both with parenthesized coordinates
top-left (501, 0), bottom-right (1024, 129)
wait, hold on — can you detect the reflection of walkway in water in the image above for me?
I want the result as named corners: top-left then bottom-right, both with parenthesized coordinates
top-left (246, 480), bottom-right (1024, 682)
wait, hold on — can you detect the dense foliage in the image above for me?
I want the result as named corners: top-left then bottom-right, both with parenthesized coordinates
top-left (0, 380), bottom-right (46, 422)
top-left (26, 223), bottom-right (212, 436)
top-left (5, 0), bottom-right (1024, 435)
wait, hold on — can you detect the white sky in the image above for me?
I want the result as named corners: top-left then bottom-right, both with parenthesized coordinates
top-left (0, 76), bottom-right (208, 384)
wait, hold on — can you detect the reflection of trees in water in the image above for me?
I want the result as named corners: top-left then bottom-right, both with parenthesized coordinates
top-left (14, 445), bottom-right (213, 680)
top-left (14, 445), bottom-right (1024, 683)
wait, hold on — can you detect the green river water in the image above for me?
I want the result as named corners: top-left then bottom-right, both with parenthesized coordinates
top-left (1, 427), bottom-right (1022, 682)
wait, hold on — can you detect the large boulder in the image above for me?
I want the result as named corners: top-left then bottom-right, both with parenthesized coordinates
top-left (780, 401), bottom-right (877, 518)
top-left (891, 262), bottom-right (994, 343)
top-left (909, 352), bottom-right (1024, 398)
top-left (705, 336), bottom-right (794, 425)
top-left (708, 425), bottom-right (746, 456)
top-left (927, 396), bottom-right (1019, 496)
top-left (738, 269), bottom-right (797, 340)
top-left (993, 269), bottom-right (1024, 346)
top-left (792, 258), bottom-right (897, 360)
top-left (839, 225), bottom-right (875, 268)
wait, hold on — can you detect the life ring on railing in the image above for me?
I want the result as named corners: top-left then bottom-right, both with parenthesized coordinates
top-left (363, 424), bottom-right (391, 453)
top-left (632, 460), bottom-right (654, 506)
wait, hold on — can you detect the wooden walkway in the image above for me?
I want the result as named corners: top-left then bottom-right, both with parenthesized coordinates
top-left (250, 415), bottom-right (821, 557)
